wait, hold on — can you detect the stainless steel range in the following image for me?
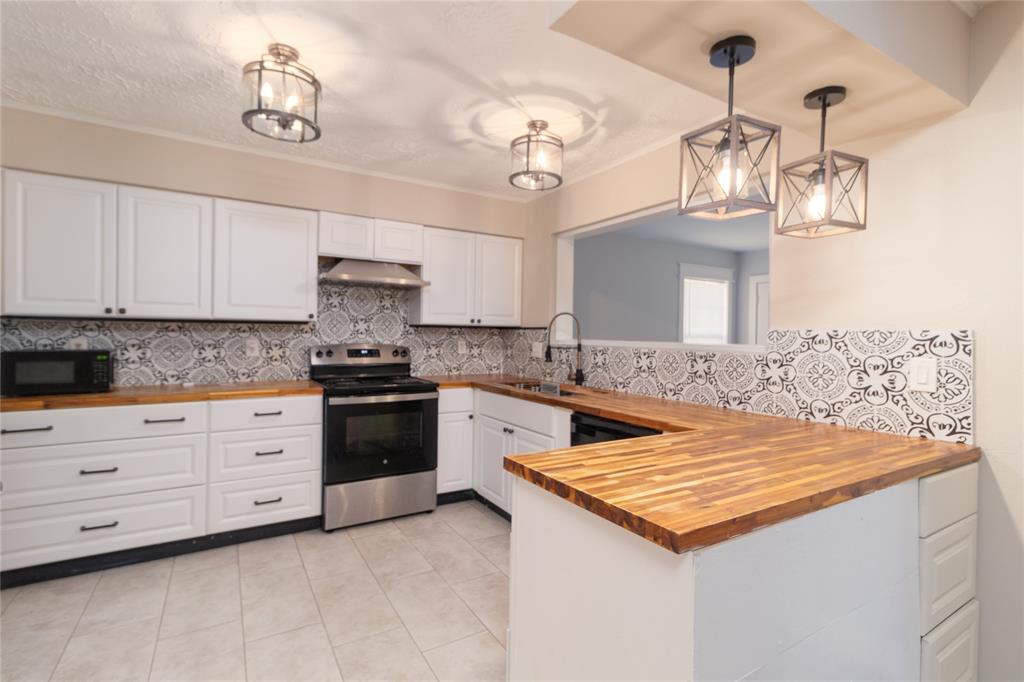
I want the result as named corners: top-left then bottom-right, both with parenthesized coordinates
top-left (310, 343), bottom-right (438, 531)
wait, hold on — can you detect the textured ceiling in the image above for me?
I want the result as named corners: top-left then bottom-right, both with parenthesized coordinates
top-left (0, 1), bottom-right (726, 199)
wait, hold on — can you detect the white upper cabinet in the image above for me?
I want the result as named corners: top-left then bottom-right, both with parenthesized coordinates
top-left (117, 186), bottom-right (213, 319)
top-left (410, 227), bottom-right (521, 327)
top-left (475, 234), bottom-right (522, 327)
top-left (373, 219), bottom-right (423, 264)
top-left (410, 227), bottom-right (477, 326)
top-left (213, 199), bottom-right (318, 322)
top-left (318, 211), bottom-right (374, 259)
top-left (2, 170), bottom-right (117, 318)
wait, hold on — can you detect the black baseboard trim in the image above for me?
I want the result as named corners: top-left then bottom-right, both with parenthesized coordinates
top-left (437, 490), bottom-right (475, 505)
top-left (1, 516), bottom-right (321, 589)
top-left (472, 491), bottom-right (512, 522)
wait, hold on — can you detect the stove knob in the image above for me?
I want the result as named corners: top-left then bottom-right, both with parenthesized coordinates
top-left (400, 350), bottom-right (409, 358)
top-left (315, 351), bottom-right (324, 358)
top-left (392, 350), bottom-right (400, 357)
top-left (325, 350), bottom-right (334, 358)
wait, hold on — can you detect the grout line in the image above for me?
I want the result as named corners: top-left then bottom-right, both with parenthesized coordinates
top-left (294, 531), bottom-right (347, 680)
top-left (47, 571), bottom-right (104, 682)
top-left (144, 566), bottom-right (173, 680)
top-left (236, 545), bottom-right (249, 682)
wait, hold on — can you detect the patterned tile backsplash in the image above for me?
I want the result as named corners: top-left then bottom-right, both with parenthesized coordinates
top-left (0, 284), bottom-right (973, 444)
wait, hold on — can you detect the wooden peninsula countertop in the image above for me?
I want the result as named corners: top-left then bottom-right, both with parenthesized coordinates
top-left (0, 380), bottom-right (322, 412)
top-left (425, 375), bottom-right (981, 554)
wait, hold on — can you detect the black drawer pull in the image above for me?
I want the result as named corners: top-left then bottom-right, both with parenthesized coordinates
top-left (254, 497), bottom-right (283, 506)
top-left (80, 466), bottom-right (119, 475)
top-left (1, 425), bottom-right (54, 435)
top-left (80, 521), bottom-right (119, 532)
top-left (254, 411), bottom-right (283, 417)
top-left (255, 449), bottom-right (284, 457)
top-left (144, 417), bottom-right (186, 424)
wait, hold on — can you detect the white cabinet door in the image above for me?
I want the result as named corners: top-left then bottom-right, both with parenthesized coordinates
top-left (374, 219), bottom-right (423, 264)
top-left (318, 211), bottom-right (374, 259)
top-left (213, 199), bottom-right (318, 322)
top-left (411, 227), bottom-right (476, 326)
top-left (474, 415), bottom-right (510, 511)
top-left (438, 411), bottom-right (474, 494)
top-left (475, 234), bottom-right (522, 327)
top-left (117, 186), bottom-right (213, 319)
top-left (506, 426), bottom-right (555, 515)
top-left (2, 170), bottom-right (117, 317)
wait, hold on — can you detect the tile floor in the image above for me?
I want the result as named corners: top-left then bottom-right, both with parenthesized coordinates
top-left (0, 500), bottom-right (511, 682)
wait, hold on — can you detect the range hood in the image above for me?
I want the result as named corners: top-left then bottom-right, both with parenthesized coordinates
top-left (320, 259), bottom-right (428, 289)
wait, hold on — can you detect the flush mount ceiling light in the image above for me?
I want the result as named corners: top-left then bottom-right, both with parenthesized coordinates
top-left (679, 35), bottom-right (781, 220)
top-left (509, 120), bottom-right (563, 191)
top-left (242, 43), bottom-right (321, 143)
top-left (776, 86), bottom-right (868, 238)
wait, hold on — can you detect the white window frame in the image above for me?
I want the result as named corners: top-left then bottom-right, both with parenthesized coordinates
top-left (747, 274), bottom-right (770, 345)
top-left (678, 263), bottom-right (735, 346)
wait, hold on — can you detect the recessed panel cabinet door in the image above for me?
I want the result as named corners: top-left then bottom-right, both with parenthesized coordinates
top-left (411, 227), bottom-right (476, 325)
top-left (437, 411), bottom-right (474, 494)
top-left (2, 170), bottom-right (117, 317)
top-left (475, 234), bottom-right (522, 327)
top-left (474, 414), bottom-right (510, 512)
top-left (213, 199), bottom-right (318, 322)
top-left (117, 186), bottom-right (213, 319)
top-left (373, 219), bottom-right (423, 264)
top-left (318, 211), bottom-right (374, 259)
top-left (507, 426), bottom-right (555, 515)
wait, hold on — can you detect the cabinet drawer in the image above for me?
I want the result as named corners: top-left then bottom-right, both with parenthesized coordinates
top-left (1, 485), bottom-right (205, 571)
top-left (209, 396), bottom-right (320, 432)
top-left (920, 514), bottom-right (977, 634)
top-left (0, 402), bottom-right (207, 449)
top-left (209, 425), bottom-right (321, 482)
top-left (920, 463), bottom-right (978, 537)
top-left (922, 600), bottom-right (979, 682)
top-left (439, 388), bottom-right (474, 414)
top-left (207, 470), bottom-right (320, 533)
top-left (1, 434), bottom-right (206, 510)
top-left (476, 390), bottom-right (568, 437)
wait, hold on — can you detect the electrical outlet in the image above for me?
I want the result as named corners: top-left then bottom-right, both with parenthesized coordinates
top-left (67, 337), bottom-right (89, 350)
top-left (457, 339), bottom-right (468, 355)
top-left (907, 356), bottom-right (938, 393)
top-left (531, 342), bottom-right (544, 359)
top-left (244, 337), bottom-right (261, 358)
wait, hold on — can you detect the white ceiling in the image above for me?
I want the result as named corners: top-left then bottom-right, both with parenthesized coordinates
top-left (0, 1), bottom-right (726, 200)
top-left (612, 212), bottom-right (771, 253)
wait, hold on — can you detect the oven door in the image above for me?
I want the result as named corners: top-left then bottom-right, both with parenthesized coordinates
top-left (323, 392), bottom-right (438, 484)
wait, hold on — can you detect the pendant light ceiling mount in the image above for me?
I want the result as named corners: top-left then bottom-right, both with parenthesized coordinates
top-left (776, 84), bottom-right (868, 239)
top-left (678, 34), bottom-right (781, 221)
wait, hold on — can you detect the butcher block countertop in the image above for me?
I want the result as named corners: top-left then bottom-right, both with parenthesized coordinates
top-left (0, 380), bottom-right (322, 412)
top-left (426, 374), bottom-right (981, 554)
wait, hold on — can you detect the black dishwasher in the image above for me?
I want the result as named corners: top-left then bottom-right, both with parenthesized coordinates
top-left (570, 412), bottom-right (660, 446)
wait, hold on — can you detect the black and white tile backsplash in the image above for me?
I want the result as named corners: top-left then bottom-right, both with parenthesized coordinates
top-left (1, 285), bottom-right (973, 444)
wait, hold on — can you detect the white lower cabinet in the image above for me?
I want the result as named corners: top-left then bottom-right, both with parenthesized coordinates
top-left (437, 412), bottom-right (474, 494)
top-left (921, 600), bottom-right (980, 682)
top-left (0, 485), bottom-right (206, 571)
top-left (209, 425), bottom-right (321, 482)
top-left (207, 470), bottom-right (321, 533)
top-left (474, 412), bottom-right (557, 514)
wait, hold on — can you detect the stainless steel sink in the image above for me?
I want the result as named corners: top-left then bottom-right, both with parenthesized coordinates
top-left (507, 381), bottom-right (579, 397)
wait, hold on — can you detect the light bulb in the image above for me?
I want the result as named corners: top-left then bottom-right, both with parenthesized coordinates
top-left (536, 149), bottom-right (548, 170)
top-left (807, 182), bottom-right (827, 220)
top-left (260, 82), bottom-right (274, 108)
top-left (716, 149), bottom-right (745, 195)
top-left (285, 94), bottom-right (299, 113)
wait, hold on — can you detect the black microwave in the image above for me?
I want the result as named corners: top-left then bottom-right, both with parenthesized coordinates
top-left (1, 350), bottom-right (113, 397)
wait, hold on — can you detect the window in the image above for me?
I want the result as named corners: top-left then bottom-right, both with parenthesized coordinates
top-left (679, 264), bottom-right (733, 345)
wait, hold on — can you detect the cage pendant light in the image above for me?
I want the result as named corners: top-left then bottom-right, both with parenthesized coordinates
top-left (242, 43), bottom-right (321, 143)
top-left (679, 35), bottom-right (781, 220)
top-left (509, 120), bottom-right (563, 191)
top-left (776, 86), bottom-right (868, 238)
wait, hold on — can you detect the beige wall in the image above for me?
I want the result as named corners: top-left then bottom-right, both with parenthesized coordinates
top-left (0, 108), bottom-right (551, 326)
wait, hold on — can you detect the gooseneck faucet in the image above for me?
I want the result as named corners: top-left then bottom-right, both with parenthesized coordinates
top-left (544, 312), bottom-right (584, 386)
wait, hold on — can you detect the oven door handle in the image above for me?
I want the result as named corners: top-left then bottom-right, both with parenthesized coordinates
top-left (328, 392), bottom-right (439, 406)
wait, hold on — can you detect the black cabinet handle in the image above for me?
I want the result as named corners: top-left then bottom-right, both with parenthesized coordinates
top-left (254, 411), bottom-right (283, 417)
top-left (308, 313), bottom-right (314, 319)
top-left (104, 307), bottom-right (113, 314)
top-left (1, 425), bottom-right (54, 435)
top-left (255, 449), bottom-right (284, 457)
top-left (254, 497), bottom-right (283, 506)
top-left (80, 521), bottom-right (119, 532)
top-left (80, 466), bottom-right (119, 475)
top-left (118, 307), bottom-right (126, 314)
top-left (468, 414), bottom-right (474, 420)
top-left (144, 417), bottom-right (186, 424)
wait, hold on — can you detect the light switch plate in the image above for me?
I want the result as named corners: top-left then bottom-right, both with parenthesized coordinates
top-left (531, 342), bottom-right (544, 359)
top-left (244, 337), bottom-right (261, 358)
top-left (457, 339), bottom-right (468, 355)
top-left (908, 356), bottom-right (938, 393)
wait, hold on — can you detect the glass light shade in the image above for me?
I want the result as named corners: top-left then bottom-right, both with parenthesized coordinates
top-left (242, 43), bottom-right (321, 143)
top-left (509, 120), bottom-right (563, 191)
top-left (776, 150), bottom-right (868, 238)
top-left (679, 114), bottom-right (781, 220)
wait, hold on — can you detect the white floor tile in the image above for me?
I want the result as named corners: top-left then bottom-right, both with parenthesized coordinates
top-left (295, 529), bottom-right (368, 579)
top-left (334, 627), bottom-right (436, 681)
top-left (354, 528), bottom-right (434, 585)
top-left (150, 620), bottom-right (246, 682)
top-left (406, 527), bottom-right (500, 584)
top-left (171, 544), bottom-right (238, 575)
top-left (423, 631), bottom-right (507, 681)
top-left (51, 616), bottom-right (160, 682)
top-left (246, 623), bottom-right (343, 681)
top-left (435, 502), bottom-right (510, 541)
top-left (75, 560), bottom-right (171, 636)
top-left (237, 534), bottom-right (302, 576)
top-left (451, 572), bottom-right (510, 646)
top-left (240, 565), bottom-right (320, 641)
top-left (384, 570), bottom-right (486, 651)
top-left (472, 532), bottom-right (511, 575)
top-left (311, 566), bottom-right (402, 647)
top-left (159, 563), bottom-right (241, 639)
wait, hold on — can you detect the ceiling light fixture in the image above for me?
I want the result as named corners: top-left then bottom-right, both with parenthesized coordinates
top-left (509, 120), bottom-right (563, 191)
top-left (242, 43), bottom-right (321, 143)
top-left (679, 35), bottom-right (781, 220)
top-left (776, 86), bottom-right (868, 238)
